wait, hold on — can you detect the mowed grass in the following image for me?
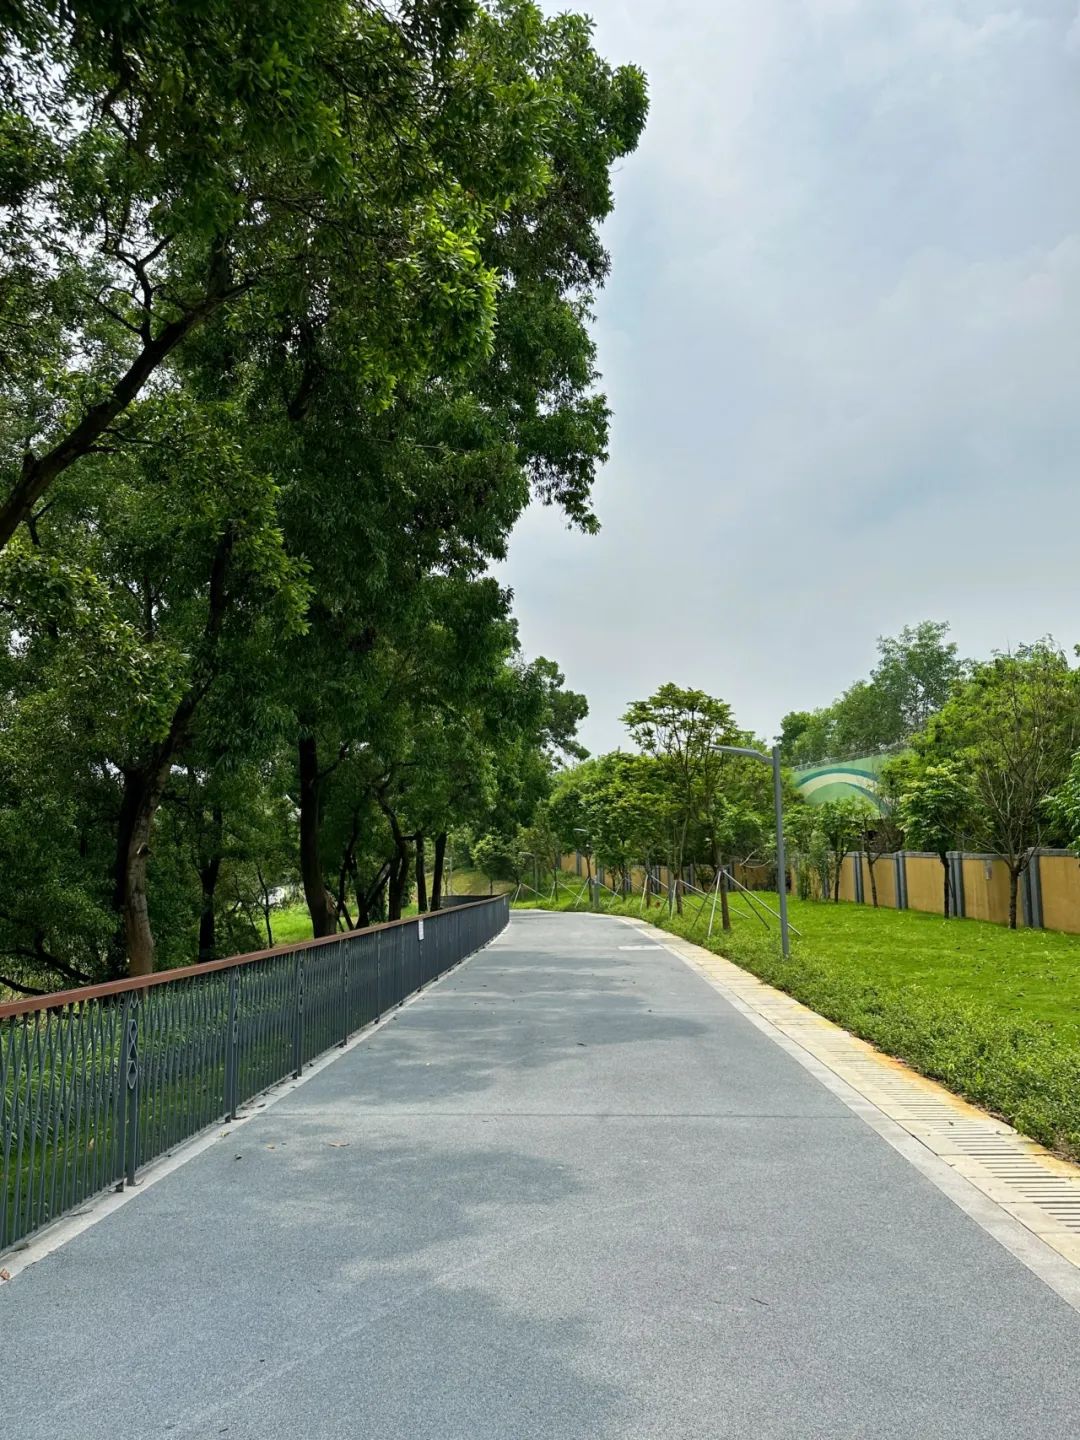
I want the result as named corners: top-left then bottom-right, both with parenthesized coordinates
top-left (515, 885), bottom-right (1080, 1158)
top-left (266, 904), bottom-right (315, 946)
top-left (260, 894), bottom-right (434, 949)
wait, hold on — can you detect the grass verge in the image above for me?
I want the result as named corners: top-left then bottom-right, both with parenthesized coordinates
top-left (515, 886), bottom-right (1080, 1159)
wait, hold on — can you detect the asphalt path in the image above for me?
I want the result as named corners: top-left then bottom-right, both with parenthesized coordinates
top-left (4, 910), bottom-right (1080, 1439)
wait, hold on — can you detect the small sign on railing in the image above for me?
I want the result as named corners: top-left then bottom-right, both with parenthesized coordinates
top-left (418, 919), bottom-right (425, 941)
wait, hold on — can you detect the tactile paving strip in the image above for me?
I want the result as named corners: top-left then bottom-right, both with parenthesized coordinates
top-left (631, 920), bottom-right (1080, 1269)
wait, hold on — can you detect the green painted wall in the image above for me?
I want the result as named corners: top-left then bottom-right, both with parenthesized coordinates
top-left (792, 753), bottom-right (901, 812)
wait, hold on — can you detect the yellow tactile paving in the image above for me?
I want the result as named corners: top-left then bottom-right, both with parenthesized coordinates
top-left (628, 918), bottom-right (1080, 1274)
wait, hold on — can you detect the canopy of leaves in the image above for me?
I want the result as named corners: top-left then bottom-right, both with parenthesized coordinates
top-left (0, 0), bottom-right (646, 988)
top-left (778, 621), bottom-right (966, 767)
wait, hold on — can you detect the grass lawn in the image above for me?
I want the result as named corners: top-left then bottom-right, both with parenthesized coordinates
top-left (260, 893), bottom-right (438, 949)
top-left (266, 904), bottom-right (315, 946)
top-left (515, 887), bottom-right (1080, 1158)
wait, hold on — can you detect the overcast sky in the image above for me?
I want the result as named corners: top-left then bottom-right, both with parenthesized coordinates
top-left (494, 0), bottom-right (1080, 755)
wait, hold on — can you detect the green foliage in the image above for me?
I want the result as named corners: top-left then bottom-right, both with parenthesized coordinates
top-left (815, 797), bottom-right (877, 901)
top-left (1047, 753), bottom-right (1080, 855)
top-left (778, 621), bottom-right (965, 766)
top-left (895, 762), bottom-right (974, 859)
top-left (549, 751), bottom-right (673, 885)
top-left (470, 832), bottom-right (519, 888)
top-left (0, 0), bottom-right (646, 986)
top-left (621, 685), bottom-right (741, 906)
top-left (901, 641), bottom-right (1080, 925)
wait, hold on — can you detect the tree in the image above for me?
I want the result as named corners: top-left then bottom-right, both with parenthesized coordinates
top-left (786, 806), bottom-right (829, 901)
top-left (910, 643), bottom-right (1080, 927)
top-left (622, 686), bottom-right (737, 914)
top-left (0, 1), bottom-right (646, 983)
top-left (816, 797), bottom-right (876, 903)
top-left (857, 805), bottom-right (901, 909)
top-left (471, 832), bottom-right (518, 895)
top-left (895, 762), bottom-right (974, 917)
top-left (873, 621), bottom-right (965, 738)
top-left (777, 710), bottom-right (834, 768)
top-left (549, 751), bottom-right (670, 898)
top-left (776, 621), bottom-right (966, 766)
top-left (0, 394), bottom-right (307, 978)
top-left (1047, 753), bottom-right (1080, 856)
top-left (701, 794), bottom-right (767, 930)
top-left (830, 681), bottom-right (895, 758)
top-left (1, 0), bottom-right (554, 547)
top-left (519, 802), bottom-right (564, 899)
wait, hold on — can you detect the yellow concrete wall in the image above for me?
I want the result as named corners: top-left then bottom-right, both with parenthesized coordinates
top-left (734, 862), bottom-right (772, 891)
top-left (1040, 856), bottom-right (1080, 935)
top-left (961, 857), bottom-right (1012, 926)
top-left (837, 855), bottom-right (858, 902)
top-left (905, 856), bottom-right (946, 915)
top-left (554, 843), bottom-right (1080, 937)
top-left (863, 856), bottom-right (896, 909)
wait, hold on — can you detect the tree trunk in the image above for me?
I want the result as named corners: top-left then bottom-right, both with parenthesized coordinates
top-left (113, 775), bottom-right (157, 977)
top-left (388, 844), bottom-right (411, 921)
top-left (833, 857), bottom-right (841, 903)
top-left (387, 853), bottom-right (401, 920)
top-left (1008, 866), bottom-right (1019, 930)
top-left (255, 863), bottom-right (273, 946)
top-left (867, 856), bottom-right (879, 907)
top-left (354, 861), bottom-right (390, 929)
top-left (938, 853), bottom-right (952, 917)
top-left (298, 734), bottom-right (338, 937)
top-left (431, 832), bottom-right (447, 910)
top-left (719, 858), bottom-right (731, 932)
top-left (416, 833), bottom-right (428, 912)
top-left (110, 534), bottom-right (235, 975)
top-left (197, 805), bottom-right (224, 963)
top-left (113, 750), bottom-right (183, 977)
top-left (198, 859), bottom-right (221, 963)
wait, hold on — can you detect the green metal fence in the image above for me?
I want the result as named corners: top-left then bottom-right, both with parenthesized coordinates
top-left (1, 897), bottom-right (508, 1253)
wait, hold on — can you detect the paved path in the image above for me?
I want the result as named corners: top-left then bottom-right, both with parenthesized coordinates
top-left (5, 912), bottom-right (1080, 1439)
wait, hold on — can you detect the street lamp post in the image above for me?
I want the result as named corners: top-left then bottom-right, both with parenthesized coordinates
top-left (709, 744), bottom-right (790, 959)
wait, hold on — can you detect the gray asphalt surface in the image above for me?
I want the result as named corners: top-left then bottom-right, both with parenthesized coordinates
top-left (4, 911), bottom-right (1080, 1439)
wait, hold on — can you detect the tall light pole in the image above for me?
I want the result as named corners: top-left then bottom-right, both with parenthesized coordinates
top-left (709, 744), bottom-right (790, 959)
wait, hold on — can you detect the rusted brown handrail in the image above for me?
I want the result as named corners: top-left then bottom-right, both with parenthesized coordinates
top-left (0, 900), bottom-right (494, 1020)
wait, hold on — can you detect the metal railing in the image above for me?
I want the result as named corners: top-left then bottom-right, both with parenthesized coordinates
top-left (1, 896), bottom-right (508, 1253)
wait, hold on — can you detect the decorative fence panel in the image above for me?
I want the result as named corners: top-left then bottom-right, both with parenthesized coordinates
top-left (1, 898), bottom-right (508, 1253)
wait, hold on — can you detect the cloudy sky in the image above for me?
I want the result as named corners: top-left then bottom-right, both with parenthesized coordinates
top-left (495, 0), bottom-right (1080, 754)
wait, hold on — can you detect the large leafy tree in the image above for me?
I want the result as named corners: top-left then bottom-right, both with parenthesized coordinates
top-left (777, 621), bottom-right (966, 766)
top-left (549, 752), bottom-right (671, 895)
top-left (0, 393), bottom-right (306, 979)
top-left (894, 760), bottom-right (974, 917)
top-left (622, 686), bottom-right (738, 913)
top-left (0, 1), bottom-right (647, 984)
top-left (1, 0), bottom-right (542, 545)
top-left (903, 642), bottom-right (1080, 928)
